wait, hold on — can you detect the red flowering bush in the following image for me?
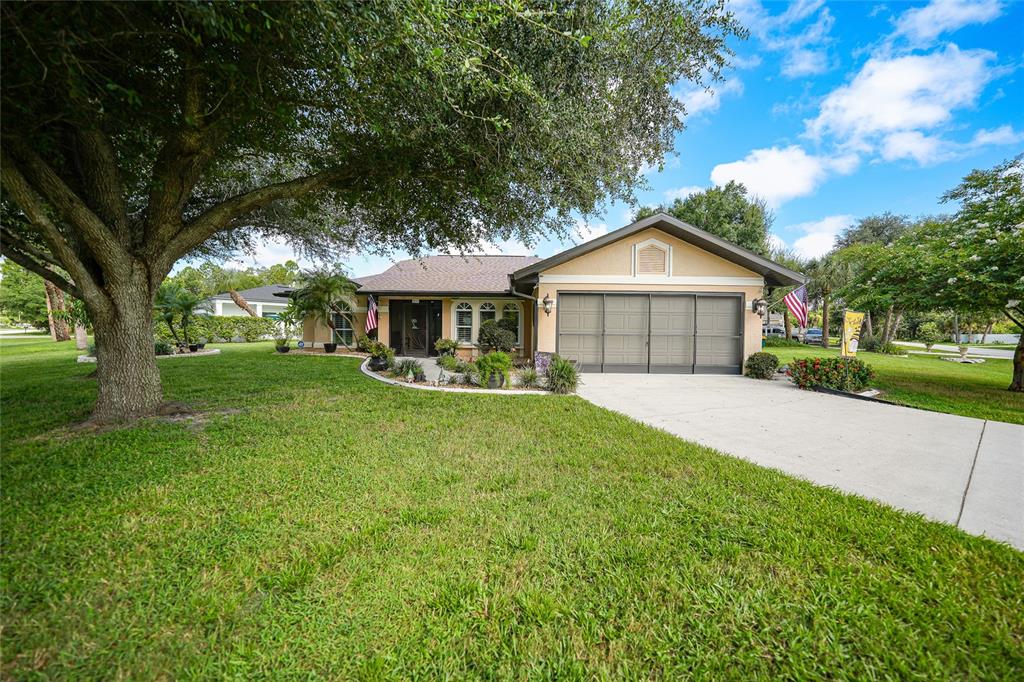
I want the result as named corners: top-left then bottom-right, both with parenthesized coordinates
top-left (786, 357), bottom-right (874, 392)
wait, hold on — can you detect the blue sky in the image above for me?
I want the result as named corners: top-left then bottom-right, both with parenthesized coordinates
top-left (239, 0), bottom-right (1023, 276)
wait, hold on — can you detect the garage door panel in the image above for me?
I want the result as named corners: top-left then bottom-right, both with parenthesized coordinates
top-left (557, 294), bottom-right (602, 370)
top-left (604, 333), bottom-right (647, 370)
top-left (559, 334), bottom-right (602, 369)
top-left (649, 334), bottom-right (694, 371)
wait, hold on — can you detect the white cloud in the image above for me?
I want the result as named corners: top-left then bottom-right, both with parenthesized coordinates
top-left (675, 77), bottom-right (744, 116)
top-left (731, 53), bottom-right (763, 70)
top-left (892, 0), bottom-right (1003, 46)
top-left (806, 45), bottom-right (996, 151)
top-left (229, 237), bottom-right (309, 270)
top-left (730, 0), bottom-right (835, 79)
top-left (663, 185), bottom-right (704, 201)
top-left (709, 145), bottom-right (858, 208)
top-left (571, 219), bottom-right (607, 245)
top-left (478, 237), bottom-right (532, 256)
top-left (785, 215), bottom-right (855, 259)
top-left (970, 124), bottom-right (1024, 147)
top-left (879, 130), bottom-right (946, 165)
top-left (781, 48), bottom-right (828, 77)
top-left (767, 233), bottom-right (788, 252)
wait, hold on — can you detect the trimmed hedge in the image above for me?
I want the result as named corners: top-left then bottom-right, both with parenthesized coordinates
top-left (786, 356), bottom-right (874, 392)
top-left (744, 351), bottom-right (779, 379)
top-left (154, 315), bottom-right (278, 344)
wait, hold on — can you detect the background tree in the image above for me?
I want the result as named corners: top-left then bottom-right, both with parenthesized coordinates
top-left (635, 181), bottom-right (773, 255)
top-left (1, 1), bottom-right (741, 421)
top-left (764, 246), bottom-right (807, 339)
top-left (0, 259), bottom-right (49, 329)
top-left (804, 255), bottom-right (849, 348)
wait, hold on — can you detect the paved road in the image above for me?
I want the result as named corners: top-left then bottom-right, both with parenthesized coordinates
top-left (897, 341), bottom-right (1015, 359)
top-left (578, 374), bottom-right (1023, 550)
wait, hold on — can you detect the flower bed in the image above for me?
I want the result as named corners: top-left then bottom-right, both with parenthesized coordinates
top-left (786, 356), bottom-right (874, 393)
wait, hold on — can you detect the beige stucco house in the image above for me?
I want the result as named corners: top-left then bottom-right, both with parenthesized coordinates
top-left (302, 213), bottom-right (805, 373)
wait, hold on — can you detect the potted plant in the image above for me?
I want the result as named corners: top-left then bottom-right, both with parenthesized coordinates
top-left (323, 341), bottom-right (338, 353)
top-left (476, 351), bottom-right (512, 389)
top-left (188, 342), bottom-right (199, 353)
top-left (958, 344), bottom-right (969, 358)
top-left (368, 341), bottom-right (392, 370)
top-left (434, 338), bottom-right (458, 356)
top-left (275, 337), bottom-right (291, 353)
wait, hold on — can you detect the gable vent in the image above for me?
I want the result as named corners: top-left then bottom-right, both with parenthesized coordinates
top-left (637, 245), bottom-right (667, 275)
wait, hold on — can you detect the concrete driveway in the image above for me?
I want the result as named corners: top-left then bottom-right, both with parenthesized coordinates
top-left (578, 374), bottom-right (1023, 550)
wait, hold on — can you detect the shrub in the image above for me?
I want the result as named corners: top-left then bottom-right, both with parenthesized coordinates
top-left (859, 335), bottom-right (880, 353)
top-left (437, 354), bottom-right (461, 371)
top-left (393, 358), bottom-right (423, 379)
top-left (87, 342), bottom-right (97, 357)
top-left (461, 361), bottom-right (479, 386)
top-left (917, 322), bottom-right (943, 351)
top-left (516, 367), bottom-right (539, 388)
top-left (434, 338), bottom-right (458, 356)
top-left (356, 334), bottom-right (376, 353)
top-left (745, 352), bottom-right (779, 379)
top-left (476, 351), bottom-right (513, 387)
top-left (237, 317), bottom-right (277, 342)
top-left (367, 340), bottom-right (395, 366)
top-left (154, 340), bottom-right (173, 356)
top-left (762, 337), bottom-right (803, 348)
top-left (546, 355), bottom-right (579, 394)
top-left (786, 357), bottom-right (874, 393)
top-left (877, 341), bottom-right (901, 355)
top-left (477, 319), bottom-right (516, 353)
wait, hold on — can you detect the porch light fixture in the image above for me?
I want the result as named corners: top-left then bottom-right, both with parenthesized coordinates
top-left (542, 293), bottom-right (553, 316)
top-left (752, 298), bottom-right (768, 318)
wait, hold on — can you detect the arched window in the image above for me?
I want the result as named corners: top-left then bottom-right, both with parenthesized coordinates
top-left (502, 303), bottom-right (521, 343)
top-left (455, 302), bottom-right (473, 343)
top-left (479, 302), bottom-right (496, 327)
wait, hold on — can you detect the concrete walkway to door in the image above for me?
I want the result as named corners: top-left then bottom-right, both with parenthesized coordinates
top-left (578, 374), bottom-right (1024, 550)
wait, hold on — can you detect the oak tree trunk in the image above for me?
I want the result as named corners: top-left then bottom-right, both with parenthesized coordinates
top-left (821, 295), bottom-right (830, 348)
top-left (865, 312), bottom-right (873, 338)
top-left (1010, 323), bottom-right (1024, 392)
top-left (783, 309), bottom-right (792, 340)
top-left (881, 305), bottom-right (894, 344)
top-left (74, 321), bottom-right (88, 350)
top-left (89, 272), bottom-right (162, 422)
top-left (44, 280), bottom-right (70, 342)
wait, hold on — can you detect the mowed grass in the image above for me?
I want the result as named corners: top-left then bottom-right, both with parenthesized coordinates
top-left (770, 345), bottom-right (1024, 424)
top-left (2, 338), bottom-right (1023, 679)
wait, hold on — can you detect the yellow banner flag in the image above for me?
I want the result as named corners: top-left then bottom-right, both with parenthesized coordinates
top-left (842, 311), bottom-right (865, 357)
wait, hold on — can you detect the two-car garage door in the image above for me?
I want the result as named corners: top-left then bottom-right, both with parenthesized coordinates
top-left (557, 293), bottom-right (742, 374)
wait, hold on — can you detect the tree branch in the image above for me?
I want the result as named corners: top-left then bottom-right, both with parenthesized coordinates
top-left (74, 126), bottom-right (130, 243)
top-left (0, 153), bottom-right (108, 308)
top-left (157, 170), bottom-right (344, 277)
top-left (6, 140), bottom-right (129, 278)
top-left (0, 226), bottom-right (64, 270)
top-left (1004, 307), bottom-right (1024, 331)
top-left (0, 243), bottom-right (80, 298)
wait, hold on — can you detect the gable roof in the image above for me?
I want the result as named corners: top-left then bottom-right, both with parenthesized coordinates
top-left (511, 213), bottom-right (806, 288)
top-left (353, 255), bottom-right (541, 295)
top-left (209, 284), bottom-right (294, 302)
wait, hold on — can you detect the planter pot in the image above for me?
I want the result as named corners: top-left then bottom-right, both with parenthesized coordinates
top-left (276, 346), bottom-right (290, 353)
top-left (369, 357), bottom-right (387, 371)
top-left (414, 371), bottom-right (426, 382)
top-left (323, 343), bottom-right (338, 353)
top-left (197, 343), bottom-right (206, 350)
top-left (487, 372), bottom-right (504, 389)
top-left (188, 344), bottom-right (199, 353)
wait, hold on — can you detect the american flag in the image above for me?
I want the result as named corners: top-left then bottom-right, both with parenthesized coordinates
top-left (783, 284), bottom-right (809, 328)
top-left (365, 295), bottom-right (378, 333)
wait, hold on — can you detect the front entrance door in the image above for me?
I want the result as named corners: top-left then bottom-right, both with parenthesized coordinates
top-left (402, 303), bottom-right (428, 356)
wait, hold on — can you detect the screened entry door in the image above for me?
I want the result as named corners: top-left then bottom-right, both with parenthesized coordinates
top-left (557, 293), bottom-right (742, 374)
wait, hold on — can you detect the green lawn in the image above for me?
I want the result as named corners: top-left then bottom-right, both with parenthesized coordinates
top-left (769, 344), bottom-right (1024, 424)
top-left (2, 338), bottom-right (1022, 678)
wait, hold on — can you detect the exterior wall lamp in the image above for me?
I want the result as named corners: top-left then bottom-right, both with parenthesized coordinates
top-left (752, 298), bottom-right (768, 318)
top-left (542, 293), bottom-right (553, 316)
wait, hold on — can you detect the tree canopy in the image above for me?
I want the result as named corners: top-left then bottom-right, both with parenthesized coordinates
top-left (168, 261), bottom-right (301, 299)
top-left (0, 0), bottom-right (742, 420)
top-left (0, 259), bottom-right (49, 328)
top-left (636, 181), bottom-right (773, 255)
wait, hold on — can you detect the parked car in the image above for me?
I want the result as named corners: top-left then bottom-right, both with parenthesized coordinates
top-left (804, 328), bottom-right (823, 345)
top-left (763, 325), bottom-right (800, 340)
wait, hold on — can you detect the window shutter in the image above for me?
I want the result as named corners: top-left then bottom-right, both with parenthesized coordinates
top-left (637, 245), bottom-right (667, 275)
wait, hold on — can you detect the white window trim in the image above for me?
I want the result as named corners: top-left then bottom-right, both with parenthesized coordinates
top-left (450, 299), bottom-right (524, 347)
top-left (632, 238), bottom-right (672, 277)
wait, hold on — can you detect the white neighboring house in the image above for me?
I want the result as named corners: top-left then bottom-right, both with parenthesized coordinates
top-left (207, 284), bottom-right (292, 318)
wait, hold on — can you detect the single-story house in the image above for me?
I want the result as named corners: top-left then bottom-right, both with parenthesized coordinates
top-left (208, 284), bottom-right (293, 318)
top-left (302, 213), bottom-right (805, 374)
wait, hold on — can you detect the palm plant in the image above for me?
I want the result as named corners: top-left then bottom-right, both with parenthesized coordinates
top-left (154, 283), bottom-right (205, 346)
top-left (292, 268), bottom-right (359, 347)
top-left (805, 254), bottom-right (850, 348)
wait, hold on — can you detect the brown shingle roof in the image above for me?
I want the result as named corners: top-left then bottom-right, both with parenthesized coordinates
top-left (354, 255), bottom-right (540, 295)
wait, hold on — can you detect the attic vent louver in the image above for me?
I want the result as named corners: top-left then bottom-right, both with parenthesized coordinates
top-left (637, 245), bottom-right (667, 275)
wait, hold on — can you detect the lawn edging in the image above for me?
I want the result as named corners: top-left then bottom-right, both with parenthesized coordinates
top-left (359, 358), bottom-right (552, 395)
top-left (76, 348), bottom-right (222, 363)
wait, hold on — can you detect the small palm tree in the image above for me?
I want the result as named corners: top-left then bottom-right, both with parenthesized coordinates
top-left (155, 283), bottom-right (205, 346)
top-left (292, 268), bottom-right (358, 347)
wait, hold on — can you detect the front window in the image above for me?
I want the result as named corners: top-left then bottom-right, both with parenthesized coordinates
top-left (502, 303), bottom-right (521, 343)
top-left (479, 302), bottom-right (496, 328)
top-left (455, 302), bottom-right (473, 343)
top-left (332, 312), bottom-right (354, 346)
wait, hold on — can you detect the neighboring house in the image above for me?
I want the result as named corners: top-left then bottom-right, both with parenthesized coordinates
top-left (303, 212), bottom-right (805, 373)
top-left (207, 284), bottom-right (293, 318)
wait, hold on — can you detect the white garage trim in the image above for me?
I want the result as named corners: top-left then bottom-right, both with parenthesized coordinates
top-left (539, 274), bottom-right (764, 286)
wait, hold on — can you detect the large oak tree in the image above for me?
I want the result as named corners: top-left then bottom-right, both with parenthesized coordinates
top-left (1, 1), bottom-right (741, 421)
